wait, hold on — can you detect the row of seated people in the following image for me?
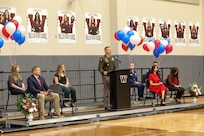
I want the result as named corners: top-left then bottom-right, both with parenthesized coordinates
top-left (130, 61), bottom-right (185, 106)
top-left (8, 64), bottom-right (77, 120)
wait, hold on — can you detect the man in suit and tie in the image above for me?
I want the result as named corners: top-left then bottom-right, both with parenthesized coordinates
top-left (27, 66), bottom-right (62, 120)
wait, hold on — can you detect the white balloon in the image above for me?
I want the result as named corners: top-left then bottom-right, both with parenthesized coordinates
top-left (5, 22), bottom-right (16, 35)
top-left (130, 35), bottom-right (141, 45)
top-left (0, 24), bottom-right (4, 37)
top-left (148, 42), bottom-right (155, 51)
top-left (123, 26), bottom-right (131, 34)
top-left (13, 15), bottom-right (22, 25)
top-left (160, 39), bottom-right (168, 46)
top-left (18, 25), bottom-right (26, 35)
top-left (133, 30), bottom-right (139, 37)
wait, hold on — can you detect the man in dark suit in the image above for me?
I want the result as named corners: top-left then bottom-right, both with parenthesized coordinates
top-left (27, 66), bottom-right (62, 120)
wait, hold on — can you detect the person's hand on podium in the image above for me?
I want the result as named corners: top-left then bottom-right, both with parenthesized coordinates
top-left (103, 71), bottom-right (108, 76)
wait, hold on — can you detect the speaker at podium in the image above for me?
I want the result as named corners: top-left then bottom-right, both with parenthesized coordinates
top-left (109, 69), bottom-right (130, 110)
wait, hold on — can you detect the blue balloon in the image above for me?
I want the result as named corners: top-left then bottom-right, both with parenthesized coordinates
top-left (128, 42), bottom-right (135, 51)
top-left (167, 38), bottom-right (171, 44)
top-left (17, 35), bottom-right (26, 45)
top-left (153, 49), bottom-right (160, 58)
top-left (0, 37), bottom-right (4, 48)
top-left (157, 44), bottom-right (166, 54)
top-left (122, 34), bottom-right (130, 45)
top-left (13, 30), bottom-right (22, 42)
top-left (127, 30), bottom-right (134, 37)
top-left (148, 39), bottom-right (154, 43)
top-left (5, 21), bottom-right (10, 26)
top-left (116, 30), bottom-right (125, 40)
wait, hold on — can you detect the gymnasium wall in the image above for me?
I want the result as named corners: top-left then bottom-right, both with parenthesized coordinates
top-left (0, 0), bottom-right (203, 56)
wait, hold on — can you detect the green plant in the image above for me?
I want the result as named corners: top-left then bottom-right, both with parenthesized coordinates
top-left (17, 93), bottom-right (39, 116)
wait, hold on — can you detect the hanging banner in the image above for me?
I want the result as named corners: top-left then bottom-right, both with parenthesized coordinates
top-left (159, 19), bottom-right (171, 40)
top-left (57, 10), bottom-right (76, 43)
top-left (127, 16), bottom-right (139, 31)
top-left (189, 21), bottom-right (199, 46)
top-left (85, 13), bottom-right (102, 44)
top-left (27, 8), bottom-right (48, 43)
top-left (174, 20), bottom-right (186, 46)
top-left (142, 17), bottom-right (156, 42)
top-left (0, 6), bottom-right (16, 25)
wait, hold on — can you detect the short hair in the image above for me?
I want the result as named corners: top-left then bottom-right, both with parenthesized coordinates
top-left (104, 46), bottom-right (110, 51)
top-left (32, 66), bottom-right (40, 72)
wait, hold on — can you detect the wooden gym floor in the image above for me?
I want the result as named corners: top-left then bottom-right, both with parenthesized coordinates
top-left (1, 96), bottom-right (204, 136)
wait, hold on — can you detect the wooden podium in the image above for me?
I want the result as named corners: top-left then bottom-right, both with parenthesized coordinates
top-left (109, 69), bottom-right (130, 110)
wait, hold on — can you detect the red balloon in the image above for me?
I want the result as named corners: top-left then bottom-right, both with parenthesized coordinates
top-left (11, 20), bottom-right (19, 29)
top-left (143, 43), bottom-right (150, 52)
top-left (137, 36), bottom-right (144, 46)
top-left (122, 43), bottom-right (129, 52)
top-left (10, 36), bottom-right (14, 40)
top-left (166, 44), bottom-right (173, 54)
top-left (2, 26), bottom-right (10, 38)
top-left (154, 39), bottom-right (161, 49)
top-left (114, 32), bottom-right (120, 41)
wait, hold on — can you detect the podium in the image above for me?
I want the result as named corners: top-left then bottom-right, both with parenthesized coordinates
top-left (109, 69), bottom-right (130, 110)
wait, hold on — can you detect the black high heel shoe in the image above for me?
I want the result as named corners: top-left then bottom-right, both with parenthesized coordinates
top-left (160, 99), bottom-right (166, 106)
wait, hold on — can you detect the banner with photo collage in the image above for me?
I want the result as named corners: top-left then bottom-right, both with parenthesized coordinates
top-left (85, 13), bottom-right (102, 44)
top-left (57, 10), bottom-right (76, 43)
top-left (27, 8), bottom-right (48, 43)
top-left (189, 21), bottom-right (199, 46)
top-left (127, 16), bottom-right (139, 32)
top-left (0, 6), bottom-right (16, 42)
top-left (142, 17), bottom-right (156, 42)
top-left (174, 20), bottom-right (186, 46)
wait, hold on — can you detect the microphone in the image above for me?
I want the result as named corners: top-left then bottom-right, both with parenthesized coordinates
top-left (114, 56), bottom-right (121, 63)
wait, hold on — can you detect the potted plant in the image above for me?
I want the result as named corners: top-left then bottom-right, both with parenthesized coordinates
top-left (17, 93), bottom-right (39, 121)
top-left (188, 82), bottom-right (202, 103)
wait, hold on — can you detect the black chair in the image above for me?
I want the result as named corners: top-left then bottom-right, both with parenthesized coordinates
top-left (48, 84), bottom-right (75, 115)
top-left (143, 79), bottom-right (159, 106)
top-left (165, 79), bottom-right (185, 104)
top-left (6, 81), bottom-right (19, 111)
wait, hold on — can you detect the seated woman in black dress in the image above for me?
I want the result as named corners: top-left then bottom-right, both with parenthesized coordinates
top-left (8, 64), bottom-right (27, 94)
top-left (54, 64), bottom-right (77, 107)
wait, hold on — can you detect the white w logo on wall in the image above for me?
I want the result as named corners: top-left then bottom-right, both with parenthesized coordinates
top-left (120, 75), bottom-right (128, 83)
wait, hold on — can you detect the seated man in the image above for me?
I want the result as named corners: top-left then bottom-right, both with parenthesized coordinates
top-left (146, 61), bottom-right (159, 80)
top-left (129, 63), bottom-right (145, 101)
top-left (27, 66), bottom-right (62, 120)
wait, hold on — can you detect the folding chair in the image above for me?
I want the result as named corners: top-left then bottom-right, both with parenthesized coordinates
top-left (130, 87), bottom-right (138, 102)
top-left (143, 79), bottom-right (159, 106)
top-left (49, 84), bottom-right (75, 115)
top-left (165, 79), bottom-right (185, 104)
top-left (6, 81), bottom-right (19, 111)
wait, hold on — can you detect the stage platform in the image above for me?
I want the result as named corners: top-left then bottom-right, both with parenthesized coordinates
top-left (0, 102), bottom-right (204, 133)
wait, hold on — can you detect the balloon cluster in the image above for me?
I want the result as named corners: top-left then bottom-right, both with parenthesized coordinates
top-left (143, 39), bottom-right (173, 58)
top-left (114, 26), bottom-right (143, 52)
top-left (0, 15), bottom-right (26, 48)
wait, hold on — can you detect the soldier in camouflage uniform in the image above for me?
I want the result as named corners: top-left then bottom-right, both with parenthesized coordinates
top-left (98, 46), bottom-right (116, 110)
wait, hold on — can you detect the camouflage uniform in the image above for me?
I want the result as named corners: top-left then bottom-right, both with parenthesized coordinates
top-left (98, 55), bottom-right (116, 109)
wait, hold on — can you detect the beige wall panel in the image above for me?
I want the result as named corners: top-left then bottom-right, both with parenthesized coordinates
top-left (0, 0), bottom-right (203, 56)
